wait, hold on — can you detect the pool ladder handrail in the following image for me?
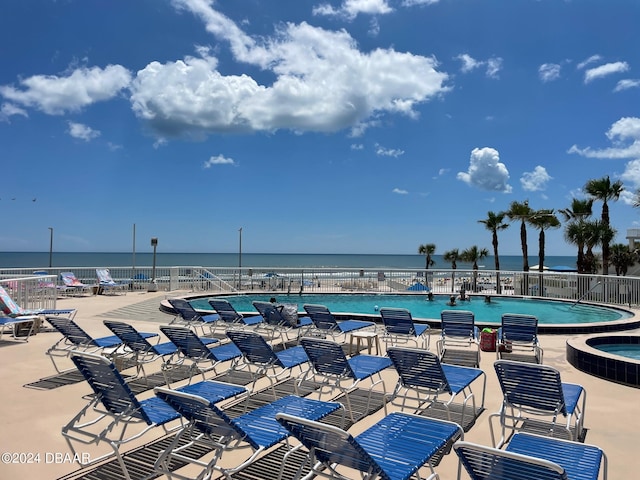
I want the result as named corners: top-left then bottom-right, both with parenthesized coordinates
top-left (571, 281), bottom-right (602, 307)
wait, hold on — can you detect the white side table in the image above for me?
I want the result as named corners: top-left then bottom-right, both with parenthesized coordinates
top-left (349, 330), bottom-right (381, 355)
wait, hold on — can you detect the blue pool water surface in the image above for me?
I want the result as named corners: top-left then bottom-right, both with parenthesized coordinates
top-left (191, 294), bottom-right (631, 325)
top-left (594, 344), bottom-right (640, 360)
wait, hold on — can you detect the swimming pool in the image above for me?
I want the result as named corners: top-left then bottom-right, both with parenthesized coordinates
top-left (190, 293), bottom-right (634, 331)
top-left (567, 335), bottom-right (640, 387)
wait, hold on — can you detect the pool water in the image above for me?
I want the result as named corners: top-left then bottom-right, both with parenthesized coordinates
top-left (594, 344), bottom-right (640, 360)
top-left (191, 294), bottom-right (630, 325)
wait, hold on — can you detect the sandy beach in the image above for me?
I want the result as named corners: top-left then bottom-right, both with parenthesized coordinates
top-left (1, 289), bottom-right (639, 479)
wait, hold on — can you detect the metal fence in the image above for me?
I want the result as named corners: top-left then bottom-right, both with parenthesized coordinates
top-left (3, 266), bottom-right (640, 310)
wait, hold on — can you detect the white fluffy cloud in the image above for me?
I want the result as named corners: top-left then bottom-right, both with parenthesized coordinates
top-left (313, 0), bottom-right (393, 20)
top-left (0, 102), bottom-right (28, 122)
top-left (0, 65), bottom-right (131, 115)
top-left (130, 1), bottom-right (449, 137)
top-left (538, 63), bottom-right (561, 82)
top-left (569, 117), bottom-right (640, 159)
top-left (614, 79), bottom-right (640, 92)
top-left (455, 53), bottom-right (503, 78)
top-left (376, 144), bottom-right (405, 157)
top-left (584, 61), bottom-right (629, 84)
top-left (203, 154), bottom-right (235, 168)
top-left (520, 166), bottom-right (552, 191)
top-left (457, 147), bottom-right (512, 193)
top-left (577, 54), bottom-right (603, 70)
top-left (67, 121), bottom-right (100, 141)
top-left (392, 187), bottom-right (408, 194)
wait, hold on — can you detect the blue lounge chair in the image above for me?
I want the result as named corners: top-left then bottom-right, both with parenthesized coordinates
top-left (385, 347), bottom-right (486, 429)
top-left (276, 411), bottom-right (464, 480)
top-left (490, 360), bottom-right (586, 448)
top-left (45, 316), bottom-right (154, 373)
top-left (63, 351), bottom-right (246, 480)
top-left (252, 300), bottom-right (313, 344)
top-left (438, 310), bottom-right (480, 368)
top-left (298, 336), bottom-right (392, 421)
top-left (497, 313), bottom-right (543, 363)
top-left (208, 298), bottom-right (264, 331)
top-left (168, 298), bottom-right (221, 336)
top-left (455, 432), bottom-right (607, 480)
top-left (379, 307), bottom-right (430, 349)
top-left (103, 320), bottom-right (179, 383)
top-left (96, 268), bottom-right (129, 295)
top-left (303, 303), bottom-right (375, 341)
top-left (0, 284), bottom-right (77, 342)
top-left (226, 329), bottom-right (309, 397)
top-left (153, 390), bottom-right (341, 480)
top-left (159, 325), bottom-right (241, 384)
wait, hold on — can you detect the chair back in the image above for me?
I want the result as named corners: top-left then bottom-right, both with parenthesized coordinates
top-left (252, 301), bottom-right (286, 326)
top-left (154, 387), bottom-right (238, 438)
top-left (70, 352), bottom-right (152, 423)
top-left (208, 299), bottom-right (242, 323)
top-left (441, 310), bottom-right (476, 338)
top-left (494, 360), bottom-right (567, 415)
top-left (168, 298), bottom-right (203, 322)
top-left (104, 320), bottom-right (153, 353)
top-left (160, 325), bottom-right (213, 360)
top-left (46, 317), bottom-right (97, 346)
top-left (60, 272), bottom-right (85, 287)
top-left (387, 347), bottom-right (452, 394)
top-left (500, 314), bottom-right (538, 343)
top-left (276, 413), bottom-right (379, 474)
top-left (380, 307), bottom-right (417, 335)
top-left (0, 284), bottom-right (24, 316)
top-left (303, 304), bottom-right (339, 331)
top-left (226, 330), bottom-right (279, 366)
top-left (454, 441), bottom-right (567, 480)
top-left (300, 337), bottom-right (354, 378)
top-left (96, 268), bottom-right (116, 284)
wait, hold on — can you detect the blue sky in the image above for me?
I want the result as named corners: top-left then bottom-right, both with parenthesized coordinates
top-left (2, 0), bottom-right (640, 257)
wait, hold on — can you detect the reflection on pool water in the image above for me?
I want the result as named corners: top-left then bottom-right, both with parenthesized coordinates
top-left (593, 343), bottom-right (640, 360)
top-left (191, 293), bottom-right (631, 325)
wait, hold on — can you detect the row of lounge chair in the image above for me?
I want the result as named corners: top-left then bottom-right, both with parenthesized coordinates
top-left (170, 297), bottom-right (542, 368)
top-left (33, 293), bottom-right (604, 480)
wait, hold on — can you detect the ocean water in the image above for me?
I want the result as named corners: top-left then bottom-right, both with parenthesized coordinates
top-left (0, 252), bottom-right (577, 272)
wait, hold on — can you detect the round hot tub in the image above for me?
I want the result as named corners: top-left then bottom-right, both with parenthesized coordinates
top-left (567, 334), bottom-right (640, 388)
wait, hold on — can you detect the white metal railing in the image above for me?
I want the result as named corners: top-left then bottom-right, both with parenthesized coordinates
top-left (2, 266), bottom-right (640, 308)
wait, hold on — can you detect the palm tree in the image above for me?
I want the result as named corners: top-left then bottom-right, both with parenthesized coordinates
top-left (529, 210), bottom-right (561, 297)
top-left (460, 245), bottom-right (489, 292)
top-left (443, 249), bottom-right (460, 269)
top-left (418, 243), bottom-right (436, 288)
top-left (610, 243), bottom-right (635, 276)
top-left (529, 210), bottom-right (561, 272)
top-left (418, 243), bottom-right (436, 270)
top-left (478, 211), bottom-right (509, 294)
top-left (584, 176), bottom-right (624, 274)
top-left (559, 198), bottom-right (593, 273)
top-left (564, 220), bottom-right (589, 273)
top-left (506, 200), bottom-right (534, 271)
top-left (443, 248), bottom-right (460, 293)
top-left (583, 220), bottom-right (604, 274)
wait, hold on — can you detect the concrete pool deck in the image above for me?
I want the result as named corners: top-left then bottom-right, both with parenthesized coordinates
top-left (1, 289), bottom-right (639, 479)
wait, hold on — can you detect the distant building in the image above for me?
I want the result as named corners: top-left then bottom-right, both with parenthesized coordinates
top-left (626, 229), bottom-right (640, 250)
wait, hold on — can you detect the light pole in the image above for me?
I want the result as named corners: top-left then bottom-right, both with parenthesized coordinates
top-left (148, 237), bottom-right (158, 292)
top-left (48, 227), bottom-right (54, 268)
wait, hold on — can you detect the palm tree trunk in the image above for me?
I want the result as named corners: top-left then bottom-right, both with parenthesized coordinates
top-left (539, 230), bottom-right (545, 297)
top-left (602, 202), bottom-right (610, 275)
top-left (521, 220), bottom-right (529, 295)
top-left (493, 231), bottom-right (501, 294)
